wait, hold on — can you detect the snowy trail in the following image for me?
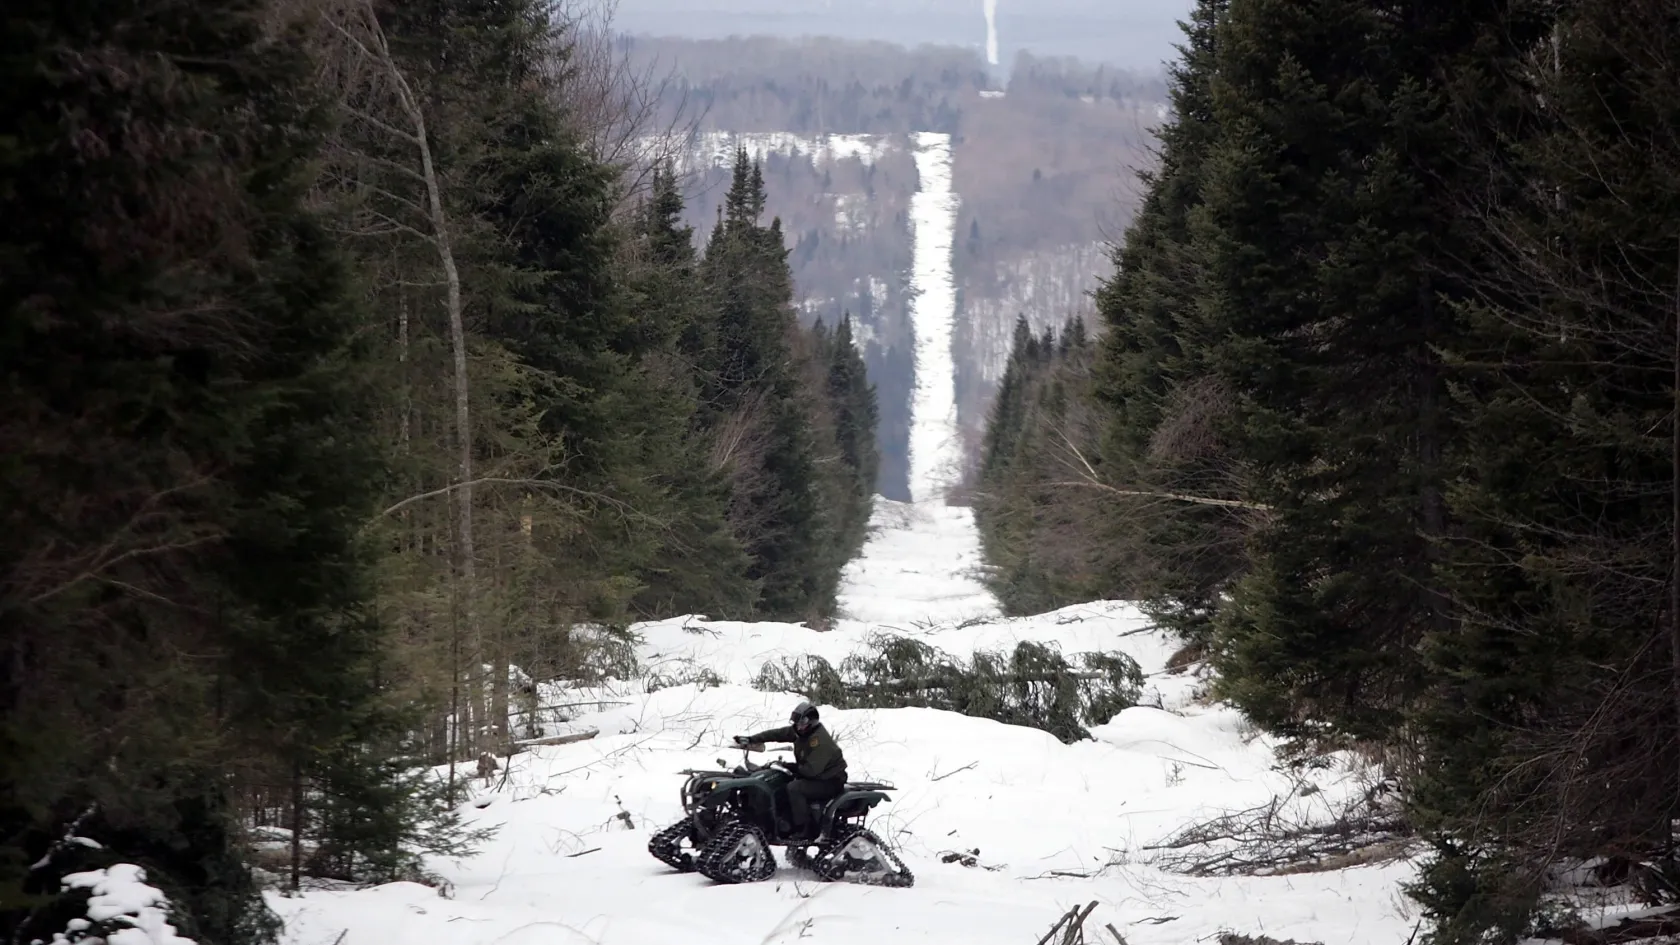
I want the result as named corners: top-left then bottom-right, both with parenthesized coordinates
top-left (835, 498), bottom-right (998, 627)
top-left (270, 603), bottom-right (1420, 945)
top-left (905, 132), bottom-right (963, 508)
top-left (984, 0), bottom-right (1000, 67)
top-left (832, 130), bottom-right (1000, 630)
top-left (265, 131), bottom-right (1422, 945)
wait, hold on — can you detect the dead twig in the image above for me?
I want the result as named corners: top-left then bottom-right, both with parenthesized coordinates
top-left (931, 761), bottom-right (978, 782)
top-left (1142, 779), bottom-right (1409, 877)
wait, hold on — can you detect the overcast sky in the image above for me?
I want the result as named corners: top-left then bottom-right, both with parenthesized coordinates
top-left (608, 0), bottom-right (1197, 72)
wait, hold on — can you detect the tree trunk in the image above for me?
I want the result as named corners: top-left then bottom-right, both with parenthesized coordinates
top-left (399, 66), bottom-right (481, 763)
top-left (448, 585), bottom-right (460, 799)
top-left (491, 531), bottom-right (509, 752)
top-left (1670, 238), bottom-right (1680, 846)
top-left (289, 759), bottom-right (303, 892)
top-left (363, 3), bottom-right (483, 773)
top-left (399, 289), bottom-right (410, 455)
top-left (1417, 276), bottom-right (1447, 638)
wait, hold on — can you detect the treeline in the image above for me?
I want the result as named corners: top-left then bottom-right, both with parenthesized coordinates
top-left (620, 35), bottom-right (1170, 138)
top-left (623, 33), bottom-right (989, 135)
top-left (681, 143), bottom-right (919, 502)
top-left (1005, 50), bottom-right (1168, 105)
top-left (975, 0), bottom-right (1680, 941)
top-left (0, 0), bottom-right (874, 939)
top-left (973, 316), bottom-right (1124, 616)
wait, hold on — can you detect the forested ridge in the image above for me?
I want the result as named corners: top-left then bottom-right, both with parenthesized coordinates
top-left (0, 0), bottom-right (875, 937)
top-left (975, 0), bottom-right (1680, 940)
top-left (627, 35), bottom-right (1168, 497)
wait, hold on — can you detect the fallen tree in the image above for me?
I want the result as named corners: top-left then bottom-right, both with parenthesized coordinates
top-left (1144, 775), bottom-right (1410, 877)
top-left (753, 632), bottom-right (1144, 743)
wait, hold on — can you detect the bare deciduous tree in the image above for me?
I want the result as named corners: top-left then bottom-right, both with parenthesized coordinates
top-left (314, 0), bottom-right (489, 759)
top-left (543, 0), bottom-right (702, 211)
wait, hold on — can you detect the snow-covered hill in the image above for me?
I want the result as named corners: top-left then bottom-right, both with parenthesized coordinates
top-left (267, 494), bottom-right (1421, 945)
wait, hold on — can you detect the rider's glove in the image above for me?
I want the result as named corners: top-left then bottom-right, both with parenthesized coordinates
top-left (731, 734), bottom-right (751, 747)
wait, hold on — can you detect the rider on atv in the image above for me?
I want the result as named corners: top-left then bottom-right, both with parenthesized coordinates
top-left (733, 701), bottom-right (846, 840)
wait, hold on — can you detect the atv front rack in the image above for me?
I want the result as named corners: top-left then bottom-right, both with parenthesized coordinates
top-left (679, 769), bottom-right (732, 815)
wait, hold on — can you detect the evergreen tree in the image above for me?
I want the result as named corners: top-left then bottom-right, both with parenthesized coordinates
top-left (623, 163), bottom-right (759, 619)
top-left (1407, 0), bottom-right (1680, 938)
top-left (0, 0), bottom-right (389, 935)
top-left (697, 151), bottom-right (841, 620)
top-left (1087, 0), bottom-right (1244, 643)
top-left (825, 315), bottom-right (881, 560)
top-left (1194, 0), bottom-right (1518, 745)
top-left (975, 316), bottom-right (1120, 613)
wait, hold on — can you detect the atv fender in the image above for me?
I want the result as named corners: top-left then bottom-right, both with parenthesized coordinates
top-left (833, 789), bottom-right (889, 808)
top-left (819, 790), bottom-right (888, 834)
top-left (699, 775), bottom-right (778, 807)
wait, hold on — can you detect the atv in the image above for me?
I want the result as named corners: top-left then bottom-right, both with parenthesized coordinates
top-left (647, 744), bottom-right (914, 887)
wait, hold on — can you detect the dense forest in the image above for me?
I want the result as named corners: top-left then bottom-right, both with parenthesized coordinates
top-left (975, 0), bottom-right (1680, 940)
top-left (0, 0), bottom-right (876, 938)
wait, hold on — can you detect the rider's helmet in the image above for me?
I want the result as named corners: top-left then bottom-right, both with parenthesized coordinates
top-left (790, 700), bottom-right (819, 734)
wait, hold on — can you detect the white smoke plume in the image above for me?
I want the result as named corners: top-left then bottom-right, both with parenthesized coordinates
top-left (983, 0), bottom-right (999, 66)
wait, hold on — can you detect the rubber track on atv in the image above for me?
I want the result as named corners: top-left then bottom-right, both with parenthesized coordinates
top-left (812, 827), bottom-right (915, 888)
top-left (696, 821), bottom-right (777, 884)
top-left (648, 818), bottom-right (697, 872)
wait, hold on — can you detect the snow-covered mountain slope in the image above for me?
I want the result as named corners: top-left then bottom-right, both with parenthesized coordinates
top-left (267, 498), bottom-right (1422, 945)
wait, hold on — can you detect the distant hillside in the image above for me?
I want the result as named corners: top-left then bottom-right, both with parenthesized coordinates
top-left (609, 0), bottom-right (1194, 70)
top-left (626, 34), bottom-right (1165, 499)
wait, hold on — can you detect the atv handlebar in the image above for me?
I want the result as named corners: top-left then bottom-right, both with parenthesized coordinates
top-left (734, 744), bottom-right (794, 773)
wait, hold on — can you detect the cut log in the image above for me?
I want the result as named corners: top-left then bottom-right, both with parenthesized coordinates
top-left (1553, 911), bottom-right (1680, 944)
top-left (514, 728), bottom-right (600, 750)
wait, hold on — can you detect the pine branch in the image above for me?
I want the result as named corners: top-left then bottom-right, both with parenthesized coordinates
top-left (1044, 480), bottom-right (1269, 511)
top-left (1042, 421), bottom-right (1269, 512)
top-left (379, 477), bottom-right (652, 523)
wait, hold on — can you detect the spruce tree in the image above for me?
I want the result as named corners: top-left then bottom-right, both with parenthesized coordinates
top-left (974, 316), bottom-right (1118, 613)
top-left (1407, 0), bottom-right (1680, 937)
top-left (624, 163), bottom-right (759, 619)
top-left (698, 151), bottom-right (838, 620)
top-left (825, 315), bottom-right (881, 560)
top-left (0, 0), bottom-right (387, 935)
top-left (1195, 0), bottom-right (1516, 745)
top-left (1088, 0), bottom-right (1242, 643)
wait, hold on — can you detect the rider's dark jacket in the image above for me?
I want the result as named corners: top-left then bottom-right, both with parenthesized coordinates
top-left (745, 722), bottom-right (847, 783)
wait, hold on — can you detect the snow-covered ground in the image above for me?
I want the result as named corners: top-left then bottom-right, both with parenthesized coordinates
top-left (905, 132), bottom-right (964, 506)
top-left (269, 485), bottom-right (1421, 945)
top-left (269, 580), bottom-right (1420, 945)
top-left (264, 114), bottom-right (1423, 945)
top-left (983, 0), bottom-right (1000, 68)
top-left (835, 498), bottom-right (998, 627)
